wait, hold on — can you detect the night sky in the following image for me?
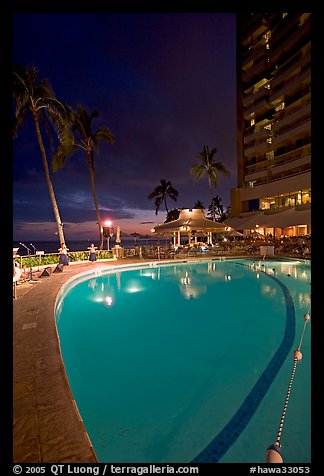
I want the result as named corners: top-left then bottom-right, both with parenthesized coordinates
top-left (13, 12), bottom-right (237, 241)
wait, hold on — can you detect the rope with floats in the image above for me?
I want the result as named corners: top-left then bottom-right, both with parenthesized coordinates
top-left (266, 312), bottom-right (311, 463)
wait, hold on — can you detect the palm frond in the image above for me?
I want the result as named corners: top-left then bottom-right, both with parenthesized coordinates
top-left (166, 185), bottom-right (178, 200)
top-left (215, 162), bottom-right (230, 177)
top-left (95, 127), bottom-right (116, 146)
top-left (13, 95), bottom-right (29, 137)
top-left (154, 197), bottom-right (163, 214)
top-left (148, 179), bottom-right (178, 214)
top-left (209, 170), bottom-right (220, 185)
top-left (75, 105), bottom-right (92, 137)
top-left (92, 127), bottom-right (116, 150)
top-left (148, 189), bottom-right (159, 199)
top-left (52, 142), bottom-right (78, 172)
top-left (190, 164), bottom-right (206, 180)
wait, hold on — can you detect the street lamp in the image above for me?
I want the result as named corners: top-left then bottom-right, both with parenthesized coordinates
top-left (103, 220), bottom-right (114, 251)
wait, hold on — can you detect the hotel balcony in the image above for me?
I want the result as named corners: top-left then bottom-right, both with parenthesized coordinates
top-left (245, 161), bottom-right (271, 182)
top-left (241, 16), bottom-right (268, 46)
top-left (244, 140), bottom-right (273, 158)
top-left (241, 170), bottom-right (311, 202)
top-left (274, 143), bottom-right (311, 165)
top-left (272, 118), bottom-right (311, 149)
top-left (268, 16), bottom-right (311, 66)
top-left (272, 101), bottom-right (311, 134)
top-left (270, 69), bottom-right (310, 103)
top-left (271, 154), bottom-right (310, 176)
top-left (244, 143), bottom-right (311, 182)
top-left (270, 48), bottom-right (311, 90)
top-left (270, 13), bottom-right (306, 48)
top-left (244, 126), bottom-right (272, 146)
top-left (243, 97), bottom-right (272, 119)
top-left (242, 58), bottom-right (270, 84)
top-left (243, 85), bottom-right (271, 109)
top-left (245, 168), bottom-right (269, 182)
top-left (242, 42), bottom-right (268, 69)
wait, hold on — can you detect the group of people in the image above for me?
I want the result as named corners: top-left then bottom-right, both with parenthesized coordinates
top-left (58, 242), bottom-right (98, 265)
top-left (13, 242), bottom-right (98, 284)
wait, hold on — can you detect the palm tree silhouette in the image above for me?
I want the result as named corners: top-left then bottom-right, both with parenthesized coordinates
top-left (191, 145), bottom-right (230, 198)
top-left (165, 208), bottom-right (180, 223)
top-left (13, 63), bottom-right (68, 245)
top-left (52, 104), bottom-right (115, 249)
top-left (148, 179), bottom-right (178, 215)
top-left (193, 200), bottom-right (205, 209)
top-left (208, 195), bottom-right (224, 222)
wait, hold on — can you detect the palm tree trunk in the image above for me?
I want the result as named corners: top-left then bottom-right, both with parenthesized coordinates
top-left (208, 177), bottom-right (213, 198)
top-left (164, 199), bottom-right (169, 214)
top-left (87, 152), bottom-right (104, 249)
top-left (208, 177), bottom-right (215, 221)
top-left (33, 112), bottom-right (66, 245)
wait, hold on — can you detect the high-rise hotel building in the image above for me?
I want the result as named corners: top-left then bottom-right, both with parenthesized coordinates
top-left (229, 12), bottom-right (311, 235)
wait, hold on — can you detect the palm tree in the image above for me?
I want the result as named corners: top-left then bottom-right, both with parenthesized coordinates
top-left (208, 195), bottom-right (224, 222)
top-left (52, 104), bottom-right (115, 249)
top-left (148, 179), bottom-right (179, 216)
top-left (13, 63), bottom-right (68, 245)
top-left (165, 208), bottom-right (180, 223)
top-left (193, 200), bottom-right (205, 209)
top-left (190, 144), bottom-right (230, 198)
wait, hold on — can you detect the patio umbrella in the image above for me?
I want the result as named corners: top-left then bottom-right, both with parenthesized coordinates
top-left (246, 230), bottom-right (266, 239)
top-left (130, 232), bottom-right (146, 238)
top-left (119, 230), bottom-right (132, 237)
top-left (226, 229), bottom-right (244, 237)
top-left (116, 225), bottom-right (121, 245)
top-left (130, 232), bottom-right (146, 244)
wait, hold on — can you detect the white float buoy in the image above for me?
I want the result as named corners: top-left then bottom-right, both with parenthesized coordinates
top-left (293, 349), bottom-right (303, 361)
top-left (266, 443), bottom-right (283, 463)
top-left (304, 313), bottom-right (310, 321)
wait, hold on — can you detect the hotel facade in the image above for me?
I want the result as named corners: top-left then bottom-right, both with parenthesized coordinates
top-left (228, 12), bottom-right (311, 236)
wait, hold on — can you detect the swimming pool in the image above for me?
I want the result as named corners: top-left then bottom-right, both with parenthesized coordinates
top-left (55, 258), bottom-right (311, 463)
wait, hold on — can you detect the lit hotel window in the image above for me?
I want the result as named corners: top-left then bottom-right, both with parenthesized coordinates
top-left (260, 199), bottom-right (270, 210)
top-left (250, 118), bottom-right (255, 126)
top-left (302, 192), bottom-right (310, 204)
top-left (299, 14), bottom-right (310, 26)
top-left (275, 102), bottom-right (285, 112)
top-left (266, 138), bottom-right (272, 144)
top-left (263, 31), bottom-right (271, 50)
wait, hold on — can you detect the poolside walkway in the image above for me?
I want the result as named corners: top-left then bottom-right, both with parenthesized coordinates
top-left (13, 258), bottom-right (149, 463)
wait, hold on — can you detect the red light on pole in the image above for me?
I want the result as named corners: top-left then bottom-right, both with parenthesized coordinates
top-left (103, 220), bottom-right (114, 250)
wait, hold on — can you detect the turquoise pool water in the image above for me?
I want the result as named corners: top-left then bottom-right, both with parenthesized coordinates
top-left (55, 258), bottom-right (311, 463)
